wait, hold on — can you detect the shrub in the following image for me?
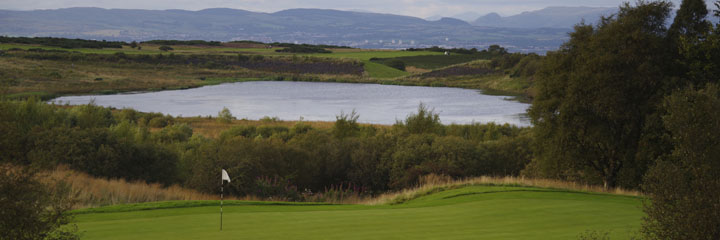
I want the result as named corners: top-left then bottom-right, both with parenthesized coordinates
top-left (217, 107), bottom-right (234, 123)
top-left (158, 46), bottom-right (173, 51)
top-left (398, 103), bottom-right (443, 135)
top-left (333, 110), bottom-right (360, 139)
top-left (0, 165), bottom-right (78, 240)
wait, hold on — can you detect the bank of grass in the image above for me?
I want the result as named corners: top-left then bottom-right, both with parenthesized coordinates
top-left (366, 174), bottom-right (640, 206)
top-left (370, 54), bottom-right (490, 70)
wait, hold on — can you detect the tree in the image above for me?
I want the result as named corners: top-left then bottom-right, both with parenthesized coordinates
top-left (216, 107), bottom-right (234, 123)
top-left (642, 84), bottom-right (720, 239)
top-left (332, 110), bottom-right (360, 139)
top-left (398, 103), bottom-right (443, 135)
top-left (528, 1), bottom-right (673, 188)
top-left (668, 0), bottom-right (710, 40)
top-left (0, 165), bottom-right (78, 240)
top-left (667, 0), bottom-right (716, 87)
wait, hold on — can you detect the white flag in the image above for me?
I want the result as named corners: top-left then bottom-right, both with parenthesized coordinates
top-left (221, 169), bottom-right (231, 183)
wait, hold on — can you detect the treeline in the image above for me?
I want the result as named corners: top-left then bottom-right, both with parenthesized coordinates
top-left (270, 42), bottom-right (351, 49)
top-left (276, 45), bottom-right (332, 53)
top-left (526, 0), bottom-right (720, 237)
top-left (0, 99), bottom-right (531, 201)
top-left (141, 40), bottom-right (222, 46)
top-left (0, 36), bottom-right (124, 49)
top-left (3, 49), bottom-right (364, 75)
top-left (406, 45), bottom-right (508, 56)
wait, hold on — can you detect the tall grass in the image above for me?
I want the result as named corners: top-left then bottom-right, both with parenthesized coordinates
top-left (361, 174), bottom-right (642, 205)
top-left (44, 166), bottom-right (640, 209)
top-left (46, 166), bottom-right (228, 209)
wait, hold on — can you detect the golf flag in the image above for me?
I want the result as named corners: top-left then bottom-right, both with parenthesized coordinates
top-left (222, 169), bottom-right (231, 183)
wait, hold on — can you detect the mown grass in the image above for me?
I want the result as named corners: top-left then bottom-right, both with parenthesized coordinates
top-left (72, 185), bottom-right (643, 240)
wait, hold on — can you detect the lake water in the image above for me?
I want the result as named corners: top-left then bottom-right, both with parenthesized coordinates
top-left (52, 81), bottom-right (531, 126)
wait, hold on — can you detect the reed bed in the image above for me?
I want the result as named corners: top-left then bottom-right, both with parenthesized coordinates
top-left (46, 166), bottom-right (230, 209)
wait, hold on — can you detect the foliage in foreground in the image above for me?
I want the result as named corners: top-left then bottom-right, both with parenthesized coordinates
top-left (641, 84), bottom-right (720, 239)
top-left (0, 165), bottom-right (78, 240)
top-left (527, 0), bottom-right (720, 237)
top-left (527, 0), bottom-right (720, 190)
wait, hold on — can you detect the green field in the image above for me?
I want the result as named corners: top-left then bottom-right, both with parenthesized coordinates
top-left (73, 185), bottom-right (643, 239)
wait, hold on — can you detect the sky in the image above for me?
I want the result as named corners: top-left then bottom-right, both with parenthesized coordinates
top-left (1, 0), bottom-right (708, 18)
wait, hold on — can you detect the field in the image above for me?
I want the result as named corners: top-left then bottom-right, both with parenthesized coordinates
top-left (1, 40), bottom-right (536, 103)
top-left (72, 185), bottom-right (642, 240)
top-left (370, 54), bottom-right (490, 70)
top-left (0, 43), bottom-right (439, 79)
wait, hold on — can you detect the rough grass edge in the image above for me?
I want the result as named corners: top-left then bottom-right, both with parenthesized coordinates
top-left (361, 174), bottom-right (642, 205)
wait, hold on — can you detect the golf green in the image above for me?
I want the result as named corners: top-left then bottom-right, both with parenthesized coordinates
top-left (73, 186), bottom-right (643, 239)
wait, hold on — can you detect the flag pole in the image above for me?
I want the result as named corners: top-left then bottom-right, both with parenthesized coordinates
top-left (221, 179), bottom-right (224, 231)
top-left (220, 169), bottom-right (231, 231)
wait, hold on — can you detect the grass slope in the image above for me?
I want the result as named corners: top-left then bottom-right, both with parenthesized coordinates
top-left (73, 185), bottom-right (642, 239)
top-left (371, 54), bottom-right (489, 70)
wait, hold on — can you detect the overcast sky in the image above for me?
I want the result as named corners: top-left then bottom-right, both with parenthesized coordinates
top-left (1, 0), bottom-right (709, 18)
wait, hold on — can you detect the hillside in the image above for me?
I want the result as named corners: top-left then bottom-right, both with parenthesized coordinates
top-left (472, 7), bottom-right (618, 28)
top-left (0, 7), bottom-right (569, 52)
top-left (72, 185), bottom-right (643, 239)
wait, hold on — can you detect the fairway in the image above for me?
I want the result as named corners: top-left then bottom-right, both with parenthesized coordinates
top-left (73, 186), bottom-right (643, 239)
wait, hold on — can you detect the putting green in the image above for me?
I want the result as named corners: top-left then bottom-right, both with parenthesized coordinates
top-left (73, 186), bottom-right (643, 239)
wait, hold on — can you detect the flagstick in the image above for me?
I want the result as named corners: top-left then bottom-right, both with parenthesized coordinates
top-left (220, 181), bottom-right (224, 231)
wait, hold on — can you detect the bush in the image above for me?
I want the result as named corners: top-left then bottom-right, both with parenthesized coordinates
top-left (397, 103), bottom-right (443, 135)
top-left (0, 165), bottom-right (78, 240)
top-left (333, 110), bottom-right (360, 139)
top-left (158, 46), bottom-right (173, 51)
top-left (217, 107), bottom-right (234, 123)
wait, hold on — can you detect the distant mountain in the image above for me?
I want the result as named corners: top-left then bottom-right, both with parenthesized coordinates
top-left (0, 7), bottom-right (573, 52)
top-left (474, 13), bottom-right (503, 26)
top-left (450, 12), bottom-right (484, 22)
top-left (425, 15), bottom-right (443, 21)
top-left (472, 6), bottom-right (617, 28)
top-left (433, 17), bottom-right (470, 26)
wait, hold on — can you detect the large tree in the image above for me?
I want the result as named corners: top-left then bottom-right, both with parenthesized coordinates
top-left (642, 84), bottom-right (720, 239)
top-left (669, 0), bottom-right (710, 39)
top-left (641, 2), bottom-right (720, 237)
top-left (528, 1), bottom-right (674, 188)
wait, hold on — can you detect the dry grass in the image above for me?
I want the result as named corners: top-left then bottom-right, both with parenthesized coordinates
top-left (361, 174), bottom-right (642, 205)
top-left (45, 166), bottom-right (232, 209)
top-left (40, 165), bottom-right (640, 209)
top-left (405, 66), bottom-right (431, 74)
